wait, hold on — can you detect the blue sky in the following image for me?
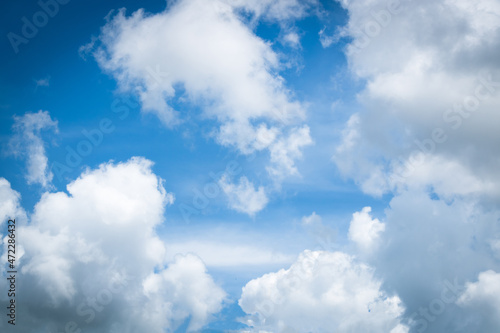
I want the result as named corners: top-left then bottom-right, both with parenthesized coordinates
top-left (2, 0), bottom-right (500, 332)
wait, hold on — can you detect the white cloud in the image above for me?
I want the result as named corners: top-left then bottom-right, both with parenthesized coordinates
top-left (0, 178), bottom-right (27, 277)
top-left (267, 125), bottom-right (313, 179)
top-left (91, 0), bottom-right (312, 181)
top-left (300, 212), bottom-right (337, 252)
top-left (332, 0), bottom-right (500, 200)
top-left (7, 110), bottom-right (58, 188)
top-left (388, 153), bottom-right (498, 199)
top-left (0, 178), bottom-right (26, 226)
top-left (219, 174), bottom-right (268, 216)
top-left (239, 250), bottom-right (407, 333)
top-left (366, 189), bottom-right (500, 332)
top-left (301, 211), bottom-right (322, 225)
top-left (34, 76), bottom-right (50, 90)
top-left (348, 206), bottom-right (385, 252)
top-left (457, 270), bottom-right (500, 329)
top-left (318, 26), bottom-right (339, 48)
top-left (0, 157), bottom-right (226, 332)
top-left (282, 31), bottom-right (301, 48)
top-left (329, 10), bottom-right (500, 327)
top-left (142, 254), bottom-right (227, 331)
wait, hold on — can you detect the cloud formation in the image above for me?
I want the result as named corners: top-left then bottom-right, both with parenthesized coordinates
top-left (219, 175), bottom-right (268, 216)
top-left (457, 270), bottom-right (500, 330)
top-left (363, 190), bottom-right (500, 332)
top-left (90, 0), bottom-right (313, 182)
top-left (348, 206), bottom-right (385, 252)
top-left (0, 157), bottom-right (226, 332)
top-left (7, 110), bottom-right (58, 188)
top-left (239, 250), bottom-right (408, 333)
top-left (332, 0), bottom-right (500, 200)
top-left (326, 3), bottom-right (500, 329)
top-left (0, 178), bottom-right (26, 227)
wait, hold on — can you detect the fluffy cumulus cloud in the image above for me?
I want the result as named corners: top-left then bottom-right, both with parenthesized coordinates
top-left (0, 178), bottom-right (26, 227)
top-left (89, 0), bottom-right (313, 182)
top-left (331, 0), bottom-right (500, 199)
top-left (457, 270), bottom-right (500, 329)
top-left (0, 157), bottom-right (226, 332)
top-left (361, 190), bottom-right (500, 332)
top-left (142, 254), bottom-right (227, 331)
top-left (348, 206), bottom-right (385, 252)
top-left (239, 250), bottom-right (408, 333)
top-left (219, 174), bottom-right (268, 216)
top-left (7, 110), bottom-right (58, 188)
top-left (325, 3), bottom-right (500, 330)
top-left (0, 179), bottom-right (27, 279)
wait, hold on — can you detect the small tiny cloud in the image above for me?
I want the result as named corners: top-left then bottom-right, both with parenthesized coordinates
top-left (7, 110), bottom-right (58, 188)
top-left (301, 212), bottom-right (337, 251)
top-left (319, 26), bottom-right (340, 48)
top-left (301, 211), bottom-right (322, 225)
top-left (219, 174), bottom-right (268, 216)
top-left (33, 76), bottom-right (50, 91)
top-left (78, 36), bottom-right (97, 60)
top-left (282, 31), bottom-right (301, 48)
top-left (330, 99), bottom-right (342, 111)
top-left (348, 206), bottom-right (385, 251)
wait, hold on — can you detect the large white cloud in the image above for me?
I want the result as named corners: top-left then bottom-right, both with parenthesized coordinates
top-left (239, 250), bottom-right (408, 333)
top-left (331, 0), bottom-right (500, 200)
top-left (364, 190), bottom-right (500, 332)
top-left (89, 0), bottom-right (313, 184)
top-left (7, 110), bottom-right (58, 188)
top-left (0, 157), bottom-right (226, 332)
top-left (327, 4), bottom-right (500, 329)
top-left (142, 253), bottom-right (227, 331)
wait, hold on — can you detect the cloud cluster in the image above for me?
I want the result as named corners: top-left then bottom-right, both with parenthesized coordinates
top-left (0, 157), bottom-right (226, 332)
top-left (89, 0), bottom-right (313, 184)
top-left (332, 0), bottom-right (500, 200)
top-left (323, 2), bottom-right (500, 331)
top-left (7, 110), bottom-right (58, 188)
top-left (239, 250), bottom-right (408, 333)
top-left (370, 190), bottom-right (500, 332)
top-left (247, 190), bottom-right (500, 332)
